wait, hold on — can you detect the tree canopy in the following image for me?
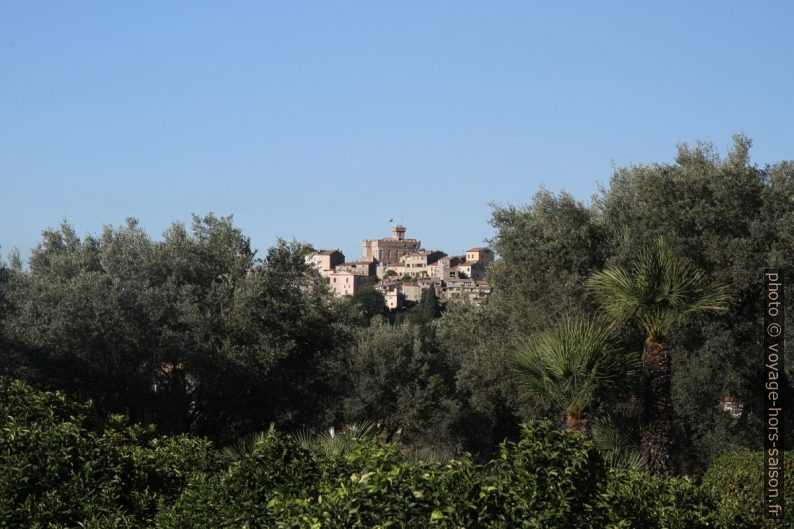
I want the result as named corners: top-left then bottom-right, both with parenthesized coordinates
top-left (1, 135), bottom-right (791, 475)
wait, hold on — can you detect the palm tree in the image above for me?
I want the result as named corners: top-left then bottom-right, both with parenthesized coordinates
top-left (222, 423), bottom-right (276, 461)
top-left (591, 404), bottom-right (643, 471)
top-left (587, 238), bottom-right (728, 475)
top-left (291, 422), bottom-right (377, 457)
top-left (513, 316), bottom-right (634, 434)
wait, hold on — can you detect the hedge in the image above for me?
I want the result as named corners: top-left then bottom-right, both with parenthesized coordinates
top-left (703, 449), bottom-right (794, 529)
top-left (0, 378), bottom-right (765, 528)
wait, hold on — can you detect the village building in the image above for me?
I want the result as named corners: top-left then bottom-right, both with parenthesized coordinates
top-left (400, 282), bottom-right (422, 302)
top-left (362, 225), bottom-right (421, 266)
top-left (305, 249), bottom-right (345, 278)
top-left (720, 396), bottom-right (743, 418)
top-left (398, 250), bottom-right (446, 277)
top-left (310, 227), bottom-right (495, 304)
top-left (327, 270), bottom-right (369, 297)
top-left (401, 279), bottom-right (443, 302)
top-left (454, 261), bottom-right (483, 280)
top-left (448, 248), bottom-right (495, 280)
top-left (442, 278), bottom-right (492, 304)
top-left (431, 255), bottom-right (463, 279)
top-left (305, 250), bottom-right (372, 297)
top-left (466, 247), bottom-right (495, 265)
top-left (334, 260), bottom-right (377, 277)
top-left (384, 288), bottom-right (405, 310)
top-left (376, 279), bottom-right (407, 309)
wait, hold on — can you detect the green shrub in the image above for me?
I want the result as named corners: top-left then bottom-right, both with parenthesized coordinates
top-left (159, 420), bottom-right (610, 528)
top-left (0, 378), bottom-right (126, 528)
top-left (0, 378), bottom-right (221, 528)
top-left (6, 379), bottom-right (763, 528)
top-left (111, 423), bottom-right (224, 522)
top-left (703, 450), bottom-right (794, 528)
top-left (483, 420), bottom-right (609, 528)
top-left (161, 433), bottom-right (490, 528)
top-left (156, 430), bottom-right (323, 528)
top-left (289, 441), bottom-right (485, 528)
top-left (602, 469), bottom-right (719, 529)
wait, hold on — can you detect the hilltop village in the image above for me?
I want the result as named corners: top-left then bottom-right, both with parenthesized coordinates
top-left (306, 225), bottom-right (493, 309)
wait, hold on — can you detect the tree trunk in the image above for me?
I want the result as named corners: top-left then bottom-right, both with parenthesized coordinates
top-left (641, 340), bottom-right (673, 475)
top-left (567, 410), bottom-right (590, 435)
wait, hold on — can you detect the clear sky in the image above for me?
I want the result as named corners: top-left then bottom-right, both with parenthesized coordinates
top-left (2, 2), bottom-right (793, 262)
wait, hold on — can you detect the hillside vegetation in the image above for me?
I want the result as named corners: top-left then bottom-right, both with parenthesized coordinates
top-left (1, 136), bottom-right (792, 526)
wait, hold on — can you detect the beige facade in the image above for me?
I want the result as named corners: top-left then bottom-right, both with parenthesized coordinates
top-left (384, 289), bottom-right (405, 310)
top-left (305, 234), bottom-right (494, 305)
top-left (466, 247), bottom-right (495, 265)
top-left (400, 282), bottom-right (421, 302)
top-left (362, 225), bottom-right (421, 265)
top-left (395, 250), bottom-right (446, 278)
top-left (335, 261), bottom-right (376, 277)
top-left (432, 255), bottom-right (462, 278)
top-left (385, 265), bottom-right (407, 278)
top-left (442, 279), bottom-right (491, 305)
top-left (306, 250), bottom-right (345, 277)
top-left (451, 247), bottom-right (494, 280)
top-left (401, 279), bottom-right (442, 302)
top-left (328, 271), bottom-right (368, 297)
top-left (454, 261), bottom-right (480, 279)
top-left (375, 280), bottom-right (406, 310)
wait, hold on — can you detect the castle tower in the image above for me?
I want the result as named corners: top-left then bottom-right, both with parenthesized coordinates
top-left (391, 225), bottom-right (406, 240)
top-left (362, 225), bottom-right (419, 265)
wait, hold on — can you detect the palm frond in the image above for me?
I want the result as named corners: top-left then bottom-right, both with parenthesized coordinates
top-left (513, 316), bottom-right (631, 416)
top-left (290, 421), bottom-right (377, 457)
top-left (291, 428), bottom-right (317, 452)
top-left (401, 445), bottom-right (456, 465)
top-left (592, 410), bottom-right (642, 471)
top-left (222, 423), bottom-right (276, 461)
top-left (587, 238), bottom-right (729, 340)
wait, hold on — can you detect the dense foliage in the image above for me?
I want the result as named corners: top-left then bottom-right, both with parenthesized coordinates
top-left (1, 379), bottom-right (732, 528)
top-left (2, 215), bottom-right (356, 444)
top-left (603, 470), bottom-right (719, 529)
top-left (1, 136), bottom-right (792, 525)
top-left (0, 378), bottom-right (223, 528)
top-left (478, 136), bottom-right (794, 473)
top-left (702, 450), bottom-right (794, 528)
top-left (340, 319), bottom-right (460, 451)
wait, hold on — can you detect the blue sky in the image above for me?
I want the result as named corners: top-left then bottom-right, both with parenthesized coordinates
top-left (2, 1), bottom-right (793, 261)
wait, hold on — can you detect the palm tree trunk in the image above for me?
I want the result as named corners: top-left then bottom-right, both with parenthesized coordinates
top-left (566, 410), bottom-right (590, 435)
top-left (641, 340), bottom-right (673, 475)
